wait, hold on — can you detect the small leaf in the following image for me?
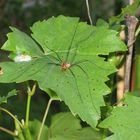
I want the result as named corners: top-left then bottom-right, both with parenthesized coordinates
top-left (99, 93), bottom-right (140, 140)
top-left (0, 89), bottom-right (17, 104)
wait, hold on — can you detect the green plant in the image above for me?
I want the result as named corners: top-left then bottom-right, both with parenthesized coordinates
top-left (0, 1), bottom-right (140, 140)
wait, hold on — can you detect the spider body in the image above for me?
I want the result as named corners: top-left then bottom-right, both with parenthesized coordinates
top-left (61, 62), bottom-right (71, 71)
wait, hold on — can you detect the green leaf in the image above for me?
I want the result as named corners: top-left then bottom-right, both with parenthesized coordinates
top-left (48, 112), bottom-right (102, 140)
top-left (0, 15), bottom-right (127, 127)
top-left (99, 94), bottom-right (140, 140)
top-left (109, 0), bottom-right (140, 24)
top-left (29, 112), bottom-right (102, 140)
top-left (0, 89), bottom-right (17, 104)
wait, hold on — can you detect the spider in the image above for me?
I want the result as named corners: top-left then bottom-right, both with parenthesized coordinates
top-left (42, 24), bottom-right (102, 115)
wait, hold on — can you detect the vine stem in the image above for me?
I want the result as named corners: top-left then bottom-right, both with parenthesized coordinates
top-left (0, 107), bottom-right (23, 128)
top-left (85, 0), bottom-right (93, 25)
top-left (25, 94), bottom-right (31, 127)
top-left (37, 99), bottom-right (53, 140)
top-left (25, 84), bottom-right (36, 127)
top-left (0, 126), bottom-right (17, 136)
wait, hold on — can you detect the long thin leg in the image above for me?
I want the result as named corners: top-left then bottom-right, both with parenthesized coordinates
top-left (10, 59), bottom-right (39, 82)
top-left (71, 59), bottom-right (111, 71)
top-left (11, 59), bottom-right (60, 82)
top-left (46, 46), bottom-right (62, 63)
top-left (33, 38), bottom-right (62, 63)
top-left (48, 54), bottom-right (61, 64)
top-left (47, 62), bottom-right (60, 66)
top-left (69, 44), bottom-right (79, 64)
top-left (70, 64), bottom-right (99, 115)
top-left (22, 62), bottom-right (60, 79)
top-left (65, 21), bottom-right (79, 62)
top-left (68, 68), bottom-right (84, 103)
top-left (70, 30), bottom-right (95, 64)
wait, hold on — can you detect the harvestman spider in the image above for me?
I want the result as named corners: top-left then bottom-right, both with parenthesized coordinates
top-left (44, 23), bottom-right (101, 115)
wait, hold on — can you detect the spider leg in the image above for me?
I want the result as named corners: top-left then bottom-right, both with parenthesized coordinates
top-left (70, 30), bottom-right (95, 64)
top-left (45, 46), bottom-right (62, 63)
top-left (65, 22), bottom-right (79, 62)
top-left (47, 62), bottom-right (60, 66)
top-left (71, 59), bottom-right (88, 66)
top-left (67, 68), bottom-right (84, 104)
top-left (32, 38), bottom-right (62, 63)
top-left (10, 59), bottom-right (40, 82)
top-left (47, 54), bottom-right (61, 64)
top-left (10, 59), bottom-right (60, 82)
top-left (69, 44), bottom-right (79, 64)
top-left (71, 63), bottom-right (88, 76)
top-left (72, 59), bottom-right (112, 71)
top-left (70, 64), bottom-right (99, 115)
top-left (25, 62), bottom-right (61, 78)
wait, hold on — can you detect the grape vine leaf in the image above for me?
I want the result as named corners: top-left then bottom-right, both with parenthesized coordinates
top-left (99, 93), bottom-right (140, 140)
top-left (0, 15), bottom-right (127, 127)
top-left (0, 89), bottom-right (17, 104)
top-left (29, 112), bottom-right (102, 140)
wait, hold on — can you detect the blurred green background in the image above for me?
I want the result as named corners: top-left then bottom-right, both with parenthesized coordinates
top-left (0, 0), bottom-right (131, 139)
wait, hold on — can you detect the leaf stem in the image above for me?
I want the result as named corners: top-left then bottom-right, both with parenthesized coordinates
top-left (25, 84), bottom-right (36, 127)
top-left (25, 95), bottom-right (31, 127)
top-left (0, 126), bottom-right (17, 136)
top-left (0, 107), bottom-right (23, 128)
top-left (37, 99), bottom-right (53, 140)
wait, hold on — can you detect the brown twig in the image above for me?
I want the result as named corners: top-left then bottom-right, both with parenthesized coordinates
top-left (116, 29), bottom-right (126, 105)
top-left (117, 64), bottom-right (125, 106)
top-left (124, 16), bottom-right (138, 92)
